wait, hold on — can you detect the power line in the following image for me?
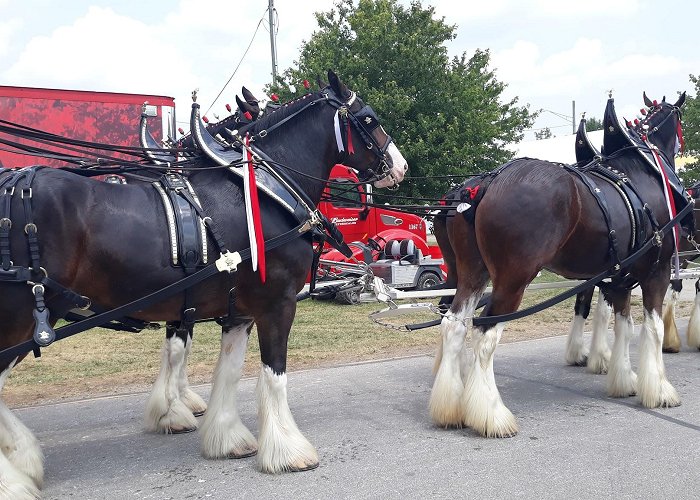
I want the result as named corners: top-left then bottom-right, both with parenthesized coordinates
top-left (203, 9), bottom-right (268, 117)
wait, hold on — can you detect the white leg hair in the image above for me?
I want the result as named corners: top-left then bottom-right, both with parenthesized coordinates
top-left (178, 335), bottom-right (207, 416)
top-left (429, 296), bottom-right (480, 427)
top-left (256, 365), bottom-right (318, 473)
top-left (461, 322), bottom-right (518, 437)
top-left (565, 314), bottom-right (588, 366)
top-left (607, 312), bottom-right (637, 397)
top-left (0, 360), bottom-right (42, 497)
top-left (200, 322), bottom-right (258, 459)
top-left (687, 285), bottom-right (700, 349)
top-left (587, 291), bottom-right (612, 374)
top-left (144, 335), bottom-right (198, 433)
top-left (638, 309), bottom-right (681, 408)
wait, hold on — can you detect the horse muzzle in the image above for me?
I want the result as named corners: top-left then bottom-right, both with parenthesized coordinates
top-left (373, 143), bottom-right (408, 189)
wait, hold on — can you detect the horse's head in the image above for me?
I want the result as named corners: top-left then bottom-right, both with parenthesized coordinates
top-left (324, 70), bottom-right (408, 189)
top-left (633, 92), bottom-right (686, 166)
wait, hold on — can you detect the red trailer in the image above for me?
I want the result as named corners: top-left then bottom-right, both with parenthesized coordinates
top-left (0, 85), bottom-right (175, 168)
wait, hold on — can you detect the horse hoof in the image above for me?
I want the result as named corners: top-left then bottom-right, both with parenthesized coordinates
top-left (227, 449), bottom-right (257, 459)
top-left (662, 346), bottom-right (680, 354)
top-left (288, 460), bottom-right (320, 472)
top-left (169, 426), bottom-right (197, 435)
top-left (573, 356), bottom-right (588, 367)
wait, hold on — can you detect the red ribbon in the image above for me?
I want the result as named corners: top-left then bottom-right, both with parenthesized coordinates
top-left (676, 121), bottom-right (685, 154)
top-left (246, 134), bottom-right (266, 282)
top-left (346, 122), bottom-right (354, 155)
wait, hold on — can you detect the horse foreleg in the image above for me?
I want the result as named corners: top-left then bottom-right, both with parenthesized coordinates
top-left (200, 319), bottom-right (258, 459)
top-left (565, 288), bottom-right (594, 366)
top-left (178, 330), bottom-right (207, 417)
top-left (256, 306), bottom-right (318, 473)
top-left (606, 291), bottom-right (637, 398)
top-left (687, 280), bottom-right (700, 350)
top-left (0, 360), bottom-right (42, 497)
top-left (638, 273), bottom-right (681, 408)
top-left (586, 289), bottom-right (612, 374)
top-left (144, 324), bottom-right (198, 433)
top-left (429, 294), bottom-right (482, 427)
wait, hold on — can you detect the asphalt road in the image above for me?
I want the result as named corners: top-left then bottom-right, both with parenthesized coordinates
top-left (17, 325), bottom-right (700, 500)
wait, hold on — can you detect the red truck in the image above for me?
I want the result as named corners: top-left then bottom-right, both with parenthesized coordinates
top-left (317, 165), bottom-right (445, 301)
top-left (0, 86), bottom-right (444, 300)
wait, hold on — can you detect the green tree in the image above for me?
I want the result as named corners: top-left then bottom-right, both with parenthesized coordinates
top-left (267, 0), bottom-right (536, 201)
top-left (680, 75), bottom-right (700, 185)
top-left (534, 127), bottom-right (553, 140)
top-left (585, 116), bottom-right (603, 132)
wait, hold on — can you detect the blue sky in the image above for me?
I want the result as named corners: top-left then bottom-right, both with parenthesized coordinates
top-left (0, 0), bottom-right (697, 141)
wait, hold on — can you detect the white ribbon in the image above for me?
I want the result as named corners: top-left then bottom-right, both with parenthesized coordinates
top-left (334, 109), bottom-right (344, 153)
top-left (243, 139), bottom-right (257, 272)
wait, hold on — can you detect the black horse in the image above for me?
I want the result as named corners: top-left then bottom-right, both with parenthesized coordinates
top-left (0, 71), bottom-right (407, 495)
top-left (431, 92), bottom-right (687, 437)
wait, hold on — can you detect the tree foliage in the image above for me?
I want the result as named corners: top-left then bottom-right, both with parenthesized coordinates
top-left (585, 116), bottom-right (603, 132)
top-left (267, 0), bottom-right (536, 201)
top-left (534, 127), bottom-right (553, 140)
top-left (680, 75), bottom-right (700, 185)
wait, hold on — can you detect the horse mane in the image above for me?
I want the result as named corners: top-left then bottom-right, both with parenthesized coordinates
top-left (237, 91), bottom-right (324, 136)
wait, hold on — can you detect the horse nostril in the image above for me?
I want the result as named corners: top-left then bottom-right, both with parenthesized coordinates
top-left (403, 163), bottom-right (408, 172)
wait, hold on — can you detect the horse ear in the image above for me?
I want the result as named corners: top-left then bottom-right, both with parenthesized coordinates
top-left (241, 86), bottom-right (259, 105)
top-left (328, 69), bottom-right (350, 98)
top-left (236, 95), bottom-right (256, 118)
top-left (241, 87), bottom-right (260, 117)
top-left (662, 95), bottom-right (666, 103)
top-left (643, 91), bottom-right (654, 107)
top-left (674, 91), bottom-right (686, 108)
top-left (316, 74), bottom-right (328, 89)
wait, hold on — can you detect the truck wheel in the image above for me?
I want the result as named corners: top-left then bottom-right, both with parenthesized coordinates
top-left (416, 271), bottom-right (441, 291)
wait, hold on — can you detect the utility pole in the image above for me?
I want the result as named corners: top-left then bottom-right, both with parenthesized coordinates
top-left (268, 0), bottom-right (278, 82)
top-left (572, 100), bottom-right (576, 134)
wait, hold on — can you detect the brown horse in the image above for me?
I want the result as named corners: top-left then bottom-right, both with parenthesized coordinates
top-left (431, 92), bottom-right (687, 437)
top-left (0, 71), bottom-right (407, 496)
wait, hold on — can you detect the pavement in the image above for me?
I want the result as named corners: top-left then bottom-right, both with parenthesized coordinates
top-left (16, 323), bottom-right (700, 500)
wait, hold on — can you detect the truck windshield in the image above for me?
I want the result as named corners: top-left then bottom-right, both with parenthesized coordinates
top-left (329, 180), bottom-right (362, 208)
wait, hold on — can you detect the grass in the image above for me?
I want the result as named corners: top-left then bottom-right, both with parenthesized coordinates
top-left (3, 285), bottom-right (692, 408)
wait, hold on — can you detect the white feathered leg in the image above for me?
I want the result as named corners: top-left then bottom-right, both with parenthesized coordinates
top-left (462, 322), bottom-right (517, 437)
top-left (144, 334), bottom-right (198, 433)
top-left (0, 360), bottom-right (42, 498)
top-left (200, 322), bottom-right (258, 459)
top-left (587, 291), bottom-right (612, 374)
top-left (178, 334), bottom-right (207, 417)
top-left (256, 365), bottom-right (318, 473)
top-left (607, 312), bottom-right (637, 397)
top-left (429, 296), bottom-right (480, 427)
top-left (638, 309), bottom-right (681, 408)
top-left (687, 283), bottom-right (700, 349)
top-left (565, 314), bottom-right (588, 366)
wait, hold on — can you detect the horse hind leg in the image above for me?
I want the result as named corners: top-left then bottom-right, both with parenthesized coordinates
top-left (200, 319), bottom-right (258, 460)
top-left (0, 360), bottom-right (43, 498)
top-left (429, 292), bottom-right (484, 427)
top-left (586, 289), bottom-right (612, 374)
top-left (144, 323), bottom-right (198, 434)
top-left (460, 283), bottom-right (521, 438)
top-left (565, 288), bottom-right (594, 366)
